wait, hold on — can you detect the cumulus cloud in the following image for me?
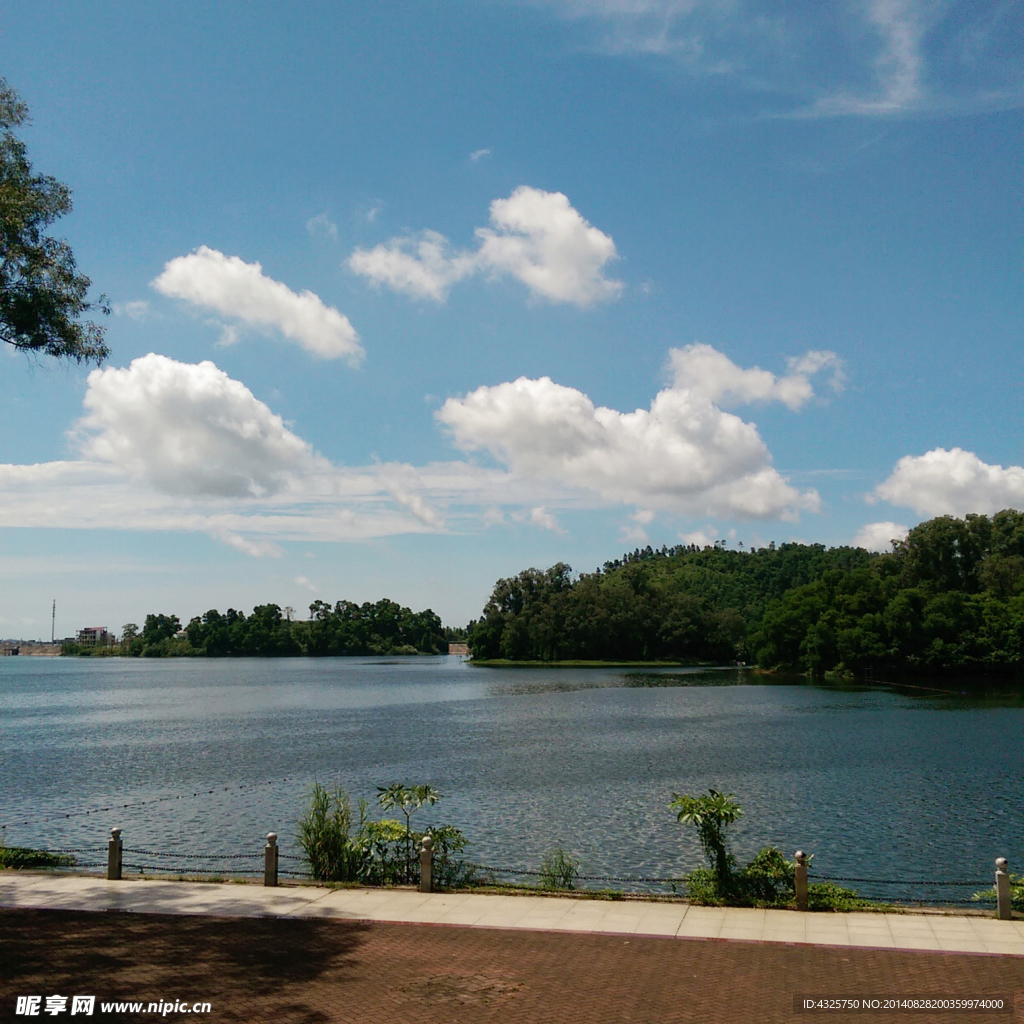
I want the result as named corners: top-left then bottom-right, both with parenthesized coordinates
top-left (872, 447), bottom-right (1024, 517)
top-left (668, 344), bottom-right (844, 410)
top-left (152, 246), bottom-right (362, 362)
top-left (469, 148), bottom-right (492, 162)
top-left (348, 231), bottom-right (477, 302)
top-left (75, 354), bottom-right (327, 499)
top-left (2, 346), bottom-right (826, 557)
top-left (437, 347), bottom-right (819, 519)
top-left (1, 354), bottom-right (592, 554)
top-left (348, 187), bottom-right (622, 308)
top-left (853, 521), bottom-right (909, 552)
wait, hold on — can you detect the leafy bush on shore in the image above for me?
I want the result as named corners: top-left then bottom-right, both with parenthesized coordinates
top-left (0, 845), bottom-right (76, 869)
top-left (671, 789), bottom-right (863, 911)
top-left (973, 873), bottom-right (1024, 910)
top-left (295, 782), bottom-right (474, 889)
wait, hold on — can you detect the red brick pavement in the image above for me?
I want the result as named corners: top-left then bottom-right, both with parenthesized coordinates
top-left (2, 908), bottom-right (1022, 1023)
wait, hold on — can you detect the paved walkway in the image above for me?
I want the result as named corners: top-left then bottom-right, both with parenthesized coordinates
top-left (4, 905), bottom-right (1024, 1023)
top-left (2, 872), bottom-right (1022, 955)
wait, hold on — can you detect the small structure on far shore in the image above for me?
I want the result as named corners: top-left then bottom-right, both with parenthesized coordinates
top-left (76, 626), bottom-right (116, 648)
top-left (447, 642), bottom-right (469, 655)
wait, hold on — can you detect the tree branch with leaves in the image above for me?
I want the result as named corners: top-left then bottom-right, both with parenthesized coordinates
top-left (0, 79), bottom-right (108, 363)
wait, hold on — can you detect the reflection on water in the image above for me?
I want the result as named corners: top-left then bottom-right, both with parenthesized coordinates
top-left (626, 668), bottom-right (1024, 708)
top-left (1, 656), bottom-right (1022, 904)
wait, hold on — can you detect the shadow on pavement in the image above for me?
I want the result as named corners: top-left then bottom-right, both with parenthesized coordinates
top-left (2, 908), bottom-right (369, 1022)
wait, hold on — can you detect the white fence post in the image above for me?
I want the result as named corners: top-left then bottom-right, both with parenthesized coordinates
top-left (995, 857), bottom-right (1012, 920)
top-left (794, 850), bottom-right (808, 911)
top-left (419, 834), bottom-right (433, 893)
top-left (107, 827), bottom-right (122, 881)
top-left (264, 832), bottom-right (278, 887)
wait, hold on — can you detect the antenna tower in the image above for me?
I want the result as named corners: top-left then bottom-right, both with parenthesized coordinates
top-left (51, 600), bottom-right (56, 643)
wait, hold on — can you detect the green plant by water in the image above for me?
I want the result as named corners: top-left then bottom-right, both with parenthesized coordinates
top-left (670, 789), bottom-right (863, 911)
top-left (538, 847), bottom-right (580, 890)
top-left (0, 845), bottom-right (76, 870)
top-left (973, 873), bottom-right (1024, 910)
top-left (296, 782), bottom-right (474, 889)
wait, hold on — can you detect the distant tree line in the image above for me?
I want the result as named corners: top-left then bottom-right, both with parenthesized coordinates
top-left (467, 511), bottom-right (1024, 677)
top-left (67, 599), bottom-right (449, 657)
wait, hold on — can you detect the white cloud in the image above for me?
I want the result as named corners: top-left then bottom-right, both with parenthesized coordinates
top-left (808, 0), bottom-right (926, 117)
top-left (668, 344), bottom-right (844, 410)
top-left (348, 230), bottom-right (477, 302)
top-left (853, 521), bottom-right (909, 552)
top-left (2, 347), bottom-right (825, 558)
top-left (294, 575), bottom-right (319, 593)
top-left (679, 528), bottom-right (717, 549)
top-left (872, 447), bottom-right (1024, 517)
top-left (212, 529), bottom-right (284, 558)
top-left (0, 354), bottom-right (582, 555)
top-left (475, 187), bottom-right (622, 306)
top-left (348, 187), bottom-right (622, 308)
top-left (306, 213), bottom-right (339, 240)
top-left (113, 300), bottom-right (150, 319)
top-left (512, 505), bottom-right (564, 532)
top-left (152, 246), bottom-right (362, 362)
top-left (377, 465), bottom-right (447, 529)
top-left (482, 505), bottom-right (505, 527)
top-left (621, 509), bottom-right (655, 543)
top-left (469, 148), bottom-right (492, 162)
top-left (74, 354), bottom-right (327, 499)
top-left (539, 0), bottom-right (1024, 118)
top-left (437, 346), bottom-right (819, 519)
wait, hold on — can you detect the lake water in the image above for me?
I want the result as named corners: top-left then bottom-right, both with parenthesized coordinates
top-left (2, 656), bottom-right (1022, 904)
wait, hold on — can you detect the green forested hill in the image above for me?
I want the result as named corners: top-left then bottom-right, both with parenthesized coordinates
top-left (467, 511), bottom-right (1024, 676)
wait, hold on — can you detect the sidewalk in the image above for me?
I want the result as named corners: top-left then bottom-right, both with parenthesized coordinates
top-left (2, 871), bottom-right (1022, 955)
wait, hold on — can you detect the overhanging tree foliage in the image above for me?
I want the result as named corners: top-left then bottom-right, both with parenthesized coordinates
top-left (0, 78), bottom-right (108, 363)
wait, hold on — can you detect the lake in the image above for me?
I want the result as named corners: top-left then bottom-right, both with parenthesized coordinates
top-left (2, 656), bottom-right (1022, 904)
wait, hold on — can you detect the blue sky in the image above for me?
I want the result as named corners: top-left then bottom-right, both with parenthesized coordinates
top-left (1, 0), bottom-right (1021, 637)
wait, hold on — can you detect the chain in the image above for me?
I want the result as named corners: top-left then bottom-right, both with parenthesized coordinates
top-left (1, 777), bottom-right (297, 829)
top-left (123, 848), bottom-right (263, 860)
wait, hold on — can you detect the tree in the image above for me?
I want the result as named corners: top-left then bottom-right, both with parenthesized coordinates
top-left (0, 79), bottom-right (108, 362)
top-left (376, 783), bottom-right (441, 882)
top-left (670, 788), bottom-right (743, 890)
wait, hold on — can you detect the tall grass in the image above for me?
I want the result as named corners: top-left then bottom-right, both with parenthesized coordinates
top-left (539, 847), bottom-right (580, 890)
top-left (295, 784), bottom-right (367, 882)
top-left (296, 782), bottom-right (476, 888)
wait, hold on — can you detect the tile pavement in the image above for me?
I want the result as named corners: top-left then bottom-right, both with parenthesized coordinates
top-left (2, 871), bottom-right (1022, 955)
